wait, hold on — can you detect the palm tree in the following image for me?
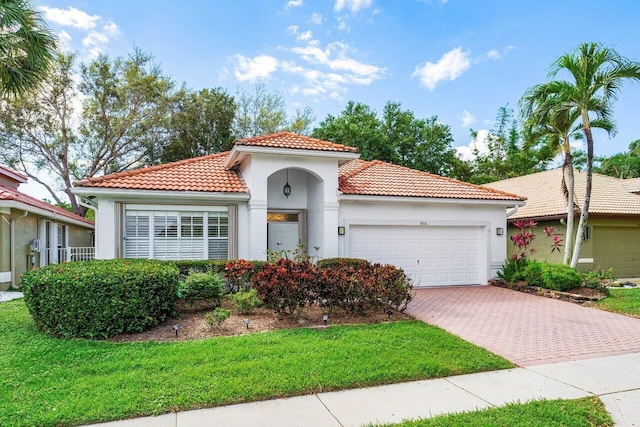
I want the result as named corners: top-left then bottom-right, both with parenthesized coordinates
top-left (520, 42), bottom-right (640, 268)
top-left (0, 0), bottom-right (57, 98)
top-left (521, 94), bottom-right (614, 265)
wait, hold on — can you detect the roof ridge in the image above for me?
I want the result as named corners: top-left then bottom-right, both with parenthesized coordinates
top-left (75, 151), bottom-right (231, 185)
top-left (366, 160), bottom-right (527, 201)
top-left (339, 159), bottom-right (377, 180)
top-left (234, 131), bottom-right (359, 153)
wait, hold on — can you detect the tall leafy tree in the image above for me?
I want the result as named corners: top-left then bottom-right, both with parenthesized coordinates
top-left (313, 100), bottom-right (462, 177)
top-left (154, 88), bottom-right (236, 164)
top-left (596, 140), bottom-right (640, 178)
top-left (233, 83), bottom-right (315, 138)
top-left (522, 42), bottom-right (640, 268)
top-left (467, 106), bottom-right (555, 184)
top-left (0, 50), bottom-right (175, 216)
top-left (0, 0), bottom-right (56, 98)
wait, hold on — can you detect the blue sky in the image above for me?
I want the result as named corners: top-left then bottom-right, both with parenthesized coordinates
top-left (32, 0), bottom-right (640, 161)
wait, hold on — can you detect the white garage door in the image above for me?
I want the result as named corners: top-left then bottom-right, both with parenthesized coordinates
top-left (349, 225), bottom-right (482, 287)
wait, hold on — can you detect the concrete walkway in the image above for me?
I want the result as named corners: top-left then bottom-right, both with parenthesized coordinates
top-left (0, 291), bottom-right (23, 302)
top-left (90, 352), bottom-right (640, 427)
top-left (407, 286), bottom-right (640, 366)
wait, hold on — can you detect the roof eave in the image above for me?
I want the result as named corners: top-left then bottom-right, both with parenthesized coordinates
top-left (224, 145), bottom-right (360, 169)
top-left (72, 186), bottom-right (251, 202)
top-left (0, 200), bottom-right (94, 228)
top-left (338, 194), bottom-right (526, 206)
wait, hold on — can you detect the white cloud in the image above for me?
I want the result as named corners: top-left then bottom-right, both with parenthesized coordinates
top-left (412, 47), bottom-right (471, 90)
top-left (57, 30), bottom-right (73, 51)
top-left (334, 0), bottom-right (373, 12)
top-left (232, 54), bottom-right (280, 81)
top-left (40, 7), bottom-right (119, 59)
top-left (486, 49), bottom-right (501, 60)
top-left (484, 45), bottom-right (517, 61)
top-left (460, 110), bottom-right (476, 127)
top-left (287, 25), bottom-right (313, 41)
top-left (456, 130), bottom-right (490, 161)
top-left (285, 0), bottom-right (303, 8)
top-left (39, 6), bottom-right (99, 30)
top-left (337, 17), bottom-right (348, 31)
top-left (310, 13), bottom-right (323, 24)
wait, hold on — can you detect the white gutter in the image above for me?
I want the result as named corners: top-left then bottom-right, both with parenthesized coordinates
top-left (506, 205), bottom-right (520, 218)
top-left (72, 187), bottom-right (251, 202)
top-left (78, 196), bottom-right (97, 213)
top-left (10, 210), bottom-right (28, 289)
top-left (0, 200), bottom-right (94, 229)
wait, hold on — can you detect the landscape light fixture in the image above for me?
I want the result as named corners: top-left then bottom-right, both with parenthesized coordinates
top-left (243, 318), bottom-right (250, 330)
top-left (173, 324), bottom-right (180, 337)
top-left (496, 228), bottom-right (504, 236)
top-left (323, 314), bottom-right (329, 326)
top-left (283, 169), bottom-right (292, 198)
top-left (386, 310), bottom-right (393, 319)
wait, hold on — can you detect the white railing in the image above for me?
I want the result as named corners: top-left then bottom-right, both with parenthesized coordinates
top-left (41, 247), bottom-right (95, 264)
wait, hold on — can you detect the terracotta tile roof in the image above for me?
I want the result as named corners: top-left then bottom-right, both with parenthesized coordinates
top-left (484, 168), bottom-right (640, 219)
top-left (235, 132), bottom-right (359, 153)
top-left (75, 152), bottom-right (248, 193)
top-left (338, 160), bottom-right (524, 201)
top-left (0, 185), bottom-right (93, 225)
top-left (623, 177), bottom-right (640, 194)
top-left (0, 165), bottom-right (27, 183)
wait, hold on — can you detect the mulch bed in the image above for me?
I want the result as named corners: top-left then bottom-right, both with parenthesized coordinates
top-left (489, 279), bottom-right (608, 304)
top-left (109, 299), bottom-right (413, 343)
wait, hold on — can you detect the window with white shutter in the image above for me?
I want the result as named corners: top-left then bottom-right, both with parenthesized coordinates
top-left (124, 208), bottom-right (228, 260)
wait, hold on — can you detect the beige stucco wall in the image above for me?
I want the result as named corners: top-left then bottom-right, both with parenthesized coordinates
top-left (506, 216), bottom-right (640, 273)
top-left (0, 209), bottom-right (94, 290)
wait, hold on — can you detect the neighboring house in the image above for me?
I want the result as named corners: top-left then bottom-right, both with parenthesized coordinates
top-left (485, 168), bottom-right (640, 277)
top-left (0, 166), bottom-right (94, 290)
top-left (73, 132), bottom-right (524, 288)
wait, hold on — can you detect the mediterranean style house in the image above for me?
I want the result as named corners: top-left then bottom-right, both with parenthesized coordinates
top-left (73, 132), bottom-right (525, 287)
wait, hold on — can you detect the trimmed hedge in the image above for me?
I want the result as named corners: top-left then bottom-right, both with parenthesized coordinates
top-left (524, 261), bottom-right (582, 292)
top-left (22, 259), bottom-right (178, 339)
top-left (317, 257), bottom-right (370, 268)
top-left (178, 273), bottom-right (225, 305)
top-left (171, 260), bottom-right (228, 277)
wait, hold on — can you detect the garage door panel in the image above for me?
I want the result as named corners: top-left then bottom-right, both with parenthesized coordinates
top-left (593, 227), bottom-right (640, 277)
top-left (349, 225), bottom-right (482, 287)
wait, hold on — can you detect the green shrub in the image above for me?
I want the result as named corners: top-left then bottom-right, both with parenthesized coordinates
top-left (230, 289), bottom-right (262, 314)
top-left (171, 260), bottom-right (230, 278)
top-left (583, 268), bottom-right (616, 281)
top-left (498, 258), bottom-right (529, 283)
top-left (204, 308), bottom-right (231, 328)
top-left (525, 262), bottom-right (582, 292)
top-left (178, 273), bottom-right (225, 305)
top-left (21, 259), bottom-right (178, 339)
top-left (317, 257), bottom-right (370, 268)
top-left (584, 279), bottom-right (611, 296)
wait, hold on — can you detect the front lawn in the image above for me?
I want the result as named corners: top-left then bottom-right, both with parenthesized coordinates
top-left (0, 300), bottom-right (512, 427)
top-left (376, 397), bottom-right (612, 427)
top-left (594, 288), bottom-right (640, 317)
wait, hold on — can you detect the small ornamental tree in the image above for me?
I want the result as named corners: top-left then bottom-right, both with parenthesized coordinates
top-left (224, 259), bottom-right (256, 292)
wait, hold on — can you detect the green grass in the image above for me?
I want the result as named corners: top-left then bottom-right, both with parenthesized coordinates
top-left (375, 397), bottom-right (613, 427)
top-left (0, 300), bottom-right (512, 427)
top-left (595, 288), bottom-right (640, 316)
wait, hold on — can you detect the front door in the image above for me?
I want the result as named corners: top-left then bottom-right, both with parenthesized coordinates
top-left (268, 222), bottom-right (300, 254)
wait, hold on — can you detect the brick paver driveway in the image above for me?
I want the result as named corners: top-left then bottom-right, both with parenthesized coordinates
top-left (407, 286), bottom-right (640, 366)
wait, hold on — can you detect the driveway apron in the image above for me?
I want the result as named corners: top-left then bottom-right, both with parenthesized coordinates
top-left (407, 285), bottom-right (640, 366)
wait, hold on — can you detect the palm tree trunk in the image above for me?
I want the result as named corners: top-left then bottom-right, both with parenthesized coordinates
top-left (570, 113), bottom-right (594, 268)
top-left (563, 150), bottom-right (575, 265)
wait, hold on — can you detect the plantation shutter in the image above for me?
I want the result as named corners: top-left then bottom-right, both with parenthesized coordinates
top-left (208, 212), bottom-right (228, 259)
top-left (124, 212), bottom-right (150, 258)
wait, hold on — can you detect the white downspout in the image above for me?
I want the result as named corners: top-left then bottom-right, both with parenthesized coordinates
top-left (506, 205), bottom-right (519, 218)
top-left (10, 210), bottom-right (29, 289)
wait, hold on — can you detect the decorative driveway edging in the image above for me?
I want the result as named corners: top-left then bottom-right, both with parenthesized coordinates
top-left (406, 285), bottom-right (640, 366)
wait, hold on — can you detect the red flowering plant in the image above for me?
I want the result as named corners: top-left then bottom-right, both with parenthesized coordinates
top-left (224, 259), bottom-right (256, 292)
top-left (499, 220), bottom-right (564, 283)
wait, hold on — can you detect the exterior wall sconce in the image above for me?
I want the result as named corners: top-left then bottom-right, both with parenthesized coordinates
top-left (283, 169), bottom-right (291, 198)
top-left (496, 228), bottom-right (504, 236)
top-left (338, 226), bottom-right (345, 235)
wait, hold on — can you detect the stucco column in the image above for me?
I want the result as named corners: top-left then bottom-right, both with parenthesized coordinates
top-left (0, 212), bottom-right (10, 290)
top-left (247, 199), bottom-right (268, 261)
top-left (322, 202), bottom-right (340, 259)
top-left (96, 199), bottom-right (116, 259)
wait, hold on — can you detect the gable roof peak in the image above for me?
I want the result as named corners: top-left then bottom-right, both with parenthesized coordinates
top-left (234, 132), bottom-right (359, 153)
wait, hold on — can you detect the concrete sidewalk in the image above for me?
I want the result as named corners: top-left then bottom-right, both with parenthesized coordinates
top-left (90, 352), bottom-right (640, 427)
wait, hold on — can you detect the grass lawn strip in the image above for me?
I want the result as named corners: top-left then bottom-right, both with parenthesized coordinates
top-left (0, 300), bottom-right (512, 427)
top-left (373, 397), bottom-right (613, 427)
top-left (595, 288), bottom-right (640, 317)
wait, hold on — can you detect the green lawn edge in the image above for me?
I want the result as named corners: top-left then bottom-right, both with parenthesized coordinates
top-left (373, 397), bottom-right (613, 427)
top-left (595, 288), bottom-right (640, 317)
top-left (0, 300), bottom-right (513, 427)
